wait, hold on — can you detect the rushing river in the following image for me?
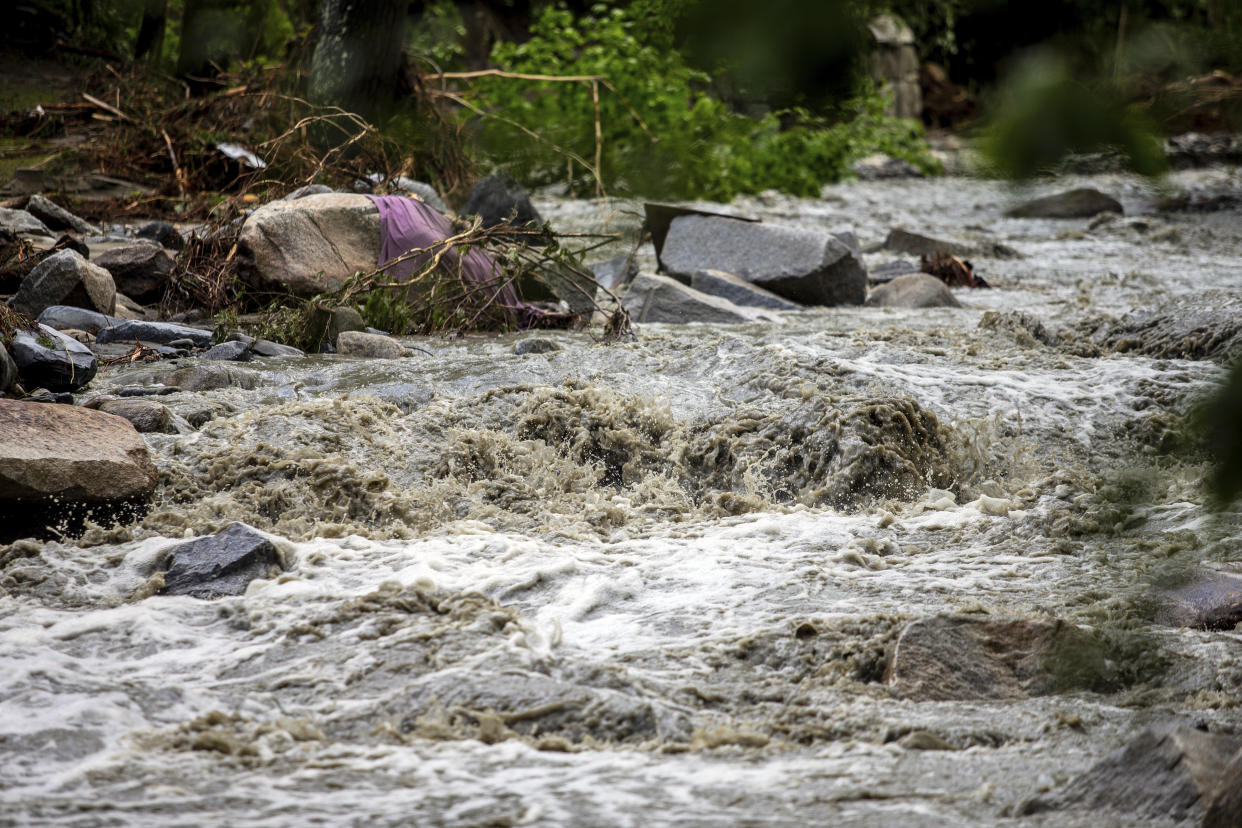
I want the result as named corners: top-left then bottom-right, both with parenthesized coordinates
top-left (2, 167), bottom-right (1241, 826)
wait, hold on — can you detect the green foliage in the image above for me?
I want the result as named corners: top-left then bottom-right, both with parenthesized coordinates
top-left (408, 0), bottom-right (468, 68)
top-left (467, 4), bottom-right (936, 200)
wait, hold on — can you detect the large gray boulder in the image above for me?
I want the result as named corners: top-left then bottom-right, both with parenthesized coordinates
top-left (237, 193), bottom-right (381, 297)
top-left (0, 400), bottom-right (158, 502)
top-left (0, 208), bottom-right (51, 235)
top-left (9, 324), bottom-right (98, 392)
top-left (336, 330), bottom-right (411, 359)
top-left (884, 615), bottom-right (1079, 701)
top-left (37, 305), bottom-right (120, 334)
top-left (94, 245), bottom-right (175, 304)
top-left (1021, 725), bottom-right (1242, 824)
top-left (865, 273), bottom-right (963, 308)
top-left (159, 522), bottom-right (283, 599)
top-left (25, 194), bottom-right (98, 235)
top-left (690, 269), bottom-right (803, 311)
top-left (158, 363), bottom-right (260, 392)
top-left (622, 272), bottom-right (773, 325)
top-left (87, 397), bottom-right (174, 433)
top-left (1007, 187), bottom-right (1123, 219)
top-left (660, 215), bottom-right (866, 306)
top-left (10, 250), bottom-right (116, 318)
top-left (95, 320), bottom-right (212, 349)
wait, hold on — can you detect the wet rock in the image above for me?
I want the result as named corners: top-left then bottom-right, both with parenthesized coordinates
top-left (251, 339), bottom-right (304, 358)
top-left (112, 291), bottom-right (148, 321)
top-left (661, 216), bottom-right (867, 306)
top-left (136, 221), bottom-right (184, 250)
top-left (158, 363), bottom-right (259, 392)
top-left (589, 253), bottom-right (639, 292)
top-left (883, 228), bottom-right (1021, 260)
top-left (690, 269), bottom-right (804, 311)
top-left (20, 388), bottom-right (74, 404)
top-left (622, 272), bottom-right (774, 324)
top-left (159, 522), bottom-right (283, 599)
top-left (1092, 292), bottom-right (1242, 361)
top-left (93, 245), bottom-right (175, 304)
top-left (201, 341), bottom-right (253, 362)
top-left (306, 305), bottom-right (367, 350)
top-left (37, 305), bottom-right (119, 334)
top-left (1021, 725), bottom-right (1242, 823)
top-left (336, 330), bottom-right (410, 359)
top-left (1006, 188), bottom-right (1123, 219)
top-left (852, 153), bottom-right (923, 180)
top-left (10, 249), bottom-right (116, 318)
top-left (0, 342), bottom-right (17, 393)
top-left (237, 193), bottom-right (380, 297)
top-left (86, 397), bottom-right (174, 433)
top-left (868, 259), bottom-right (921, 285)
top-left (1205, 747), bottom-right (1242, 828)
top-left (1159, 572), bottom-right (1242, 631)
top-left (24, 195), bottom-right (97, 235)
top-left (95, 320), bottom-right (212, 349)
top-left (460, 172), bottom-right (542, 229)
top-left (514, 337), bottom-right (561, 355)
top-left (885, 615), bottom-right (1077, 701)
top-left (10, 324), bottom-right (98, 392)
top-left (866, 273), bottom-right (962, 308)
top-left (0, 208), bottom-right (51, 235)
top-left (979, 310), bottom-right (1059, 347)
top-left (0, 400), bottom-right (158, 502)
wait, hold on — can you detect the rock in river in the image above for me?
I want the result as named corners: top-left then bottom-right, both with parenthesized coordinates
top-left (9, 249), bottom-right (116, 318)
top-left (95, 320), bottom-right (212, 349)
top-left (0, 400), bottom-right (158, 502)
top-left (1021, 725), bottom-right (1242, 824)
top-left (9, 324), bottom-right (97, 392)
top-left (86, 397), bottom-right (174, 434)
top-left (159, 522), bottom-right (284, 599)
top-left (622, 272), bottom-right (774, 325)
top-left (336, 330), bottom-right (411, 359)
top-left (690, 269), bottom-right (803, 311)
top-left (660, 215), bottom-right (866, 306)
top-left (1158, 571), bottom-right (1242, 631)
top-left (1006, 188), bottom-right (1123, 219)
top-left (866, 273), bottom-right (963, 308)
top-left (37, 305), bottom-right (119, 334)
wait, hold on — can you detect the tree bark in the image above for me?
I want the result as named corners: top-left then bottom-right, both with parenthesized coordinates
top-left (309, 0), bottom-right (410, 125)
top-left (134, 0), bottom-right (167, 61)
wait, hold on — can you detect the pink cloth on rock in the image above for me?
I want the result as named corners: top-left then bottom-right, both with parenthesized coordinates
top-left (366, 195), bottom-right (537, 326)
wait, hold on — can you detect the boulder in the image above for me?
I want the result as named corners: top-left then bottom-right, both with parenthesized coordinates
top-left (37, 305), bottom-right (119, 334)
top-left (306, 305), bottom-right (367, 350)
top-left (95, 320), bottom-right (212, 349)
top-left (1021, 725), bottom-right (1242, 823)
top-left (622, 272), bottom-right (774, 325)
top-left (866, 273), bottom-right (963, 308)
top-left (201, 341), bottom-right (253, 362)
top-left (158, 363), bottom-right (259, 392)
top-left (0, 400), bottom-right (158, 501)
top-left (9, 250), bottom-right (116, 317)
top-left (390, 177), bottom-right (447, 213)
top-left (0, 342), bottom-right (16, 393)
top-left (1159, 571), bottom-right (1242, 631)
top-left (514, 337), bottom-right (561, 355)
top-left (0, 208), bottom-right (51, 235)
top-left (282, 184), bottom-right (335, 200)
top-left (885, 615), bottom-right (1078, 701)
top-left (661, 215), bottom-right (867, 306)
top-left (1007, 188), bottom-right (1123, 219)
top-left (25, 195), bottom-right (98, 235)
top-left (9, 324), bottom-right (98, 392)
top-left (236, 193), bottom-right (381, 297)
top-left (336, 330), bottom-right (410, 359)
top-left (460, 173), bottom-right (542, 229)
top-left (94, 245), bottom-right (175, 304)
top-left (1205, 747), bottom-right (1242, 828)
top-left (159, 522), bottom-right (283, 599)
top-left (868, 259), bottom-right (922, 285)
top-left (590, 253), bottom-right (639, 292)
top-left (136, 221), bottom-right (184, 250)
top-left (883, 228), bottom-right (1022, 260)
top-left (251, 339), bottom-right (304, 358)
top-left (88, 398), bottom-right (174, 433)
top-left (690, 269), bottom-right (803, 310)
top-left (851, 153), bottom-right (923, 180)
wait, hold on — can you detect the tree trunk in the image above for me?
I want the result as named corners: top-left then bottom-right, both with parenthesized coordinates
top-left (134, 0), bottom-right (167, 61)
top-left (309, 0), bottom-right (410, 125)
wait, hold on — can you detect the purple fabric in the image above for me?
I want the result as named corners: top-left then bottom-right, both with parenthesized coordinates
top-left (366, 195), bottom-right (540, 327)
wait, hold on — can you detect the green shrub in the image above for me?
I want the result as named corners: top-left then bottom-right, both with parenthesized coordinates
top-left (465, 4), bottom-right (937, 200)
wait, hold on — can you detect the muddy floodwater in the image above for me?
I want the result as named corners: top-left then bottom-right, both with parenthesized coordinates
top-left (3, 167), bottom-right (1241, 826)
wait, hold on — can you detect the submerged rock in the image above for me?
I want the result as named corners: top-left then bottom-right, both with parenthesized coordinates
top-left (159, 363), bottom-right (259, 392)
top-left (622, 272), bottom-right (774, 324)
top-left (96, 320), bottom-right (212, 349)
top-left (237, 193), bottom-right (380, 297)
top-left (10, 324), bottom-right (98, 392)
top-left (1159, 571), bottom-right (1242, 631)
top-left (1021, 725), bottom-right (1242, 823)
top-left (87, 397), bottom-right (174, 434)
top-left (10, 249), bottom-right (116, 318)
top-left (159, 522), bottom-right (283, 599)
top-left (661, 215), bottom-right (866, 306)
top-left (865, 273), bottom-right (962, 308)
top-left (1006, 188), bottom-right (1123, 219)
top-left (884, 615), bottom-right (1075, 701)
top-left (1093, 292), bottom-right (1242, 361)
top-left (336, 330), bottom-right (410, 359)
top-left (0, 400), bottom-right (158, 502)
top-left (690, 269), bottom-right (803, 311)
top-left (94, 245), bottom-right (174, 304)
top-left (460, 173), bottom-right (542, 229)
top-left (514, 337), bottom-right (561, 355)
